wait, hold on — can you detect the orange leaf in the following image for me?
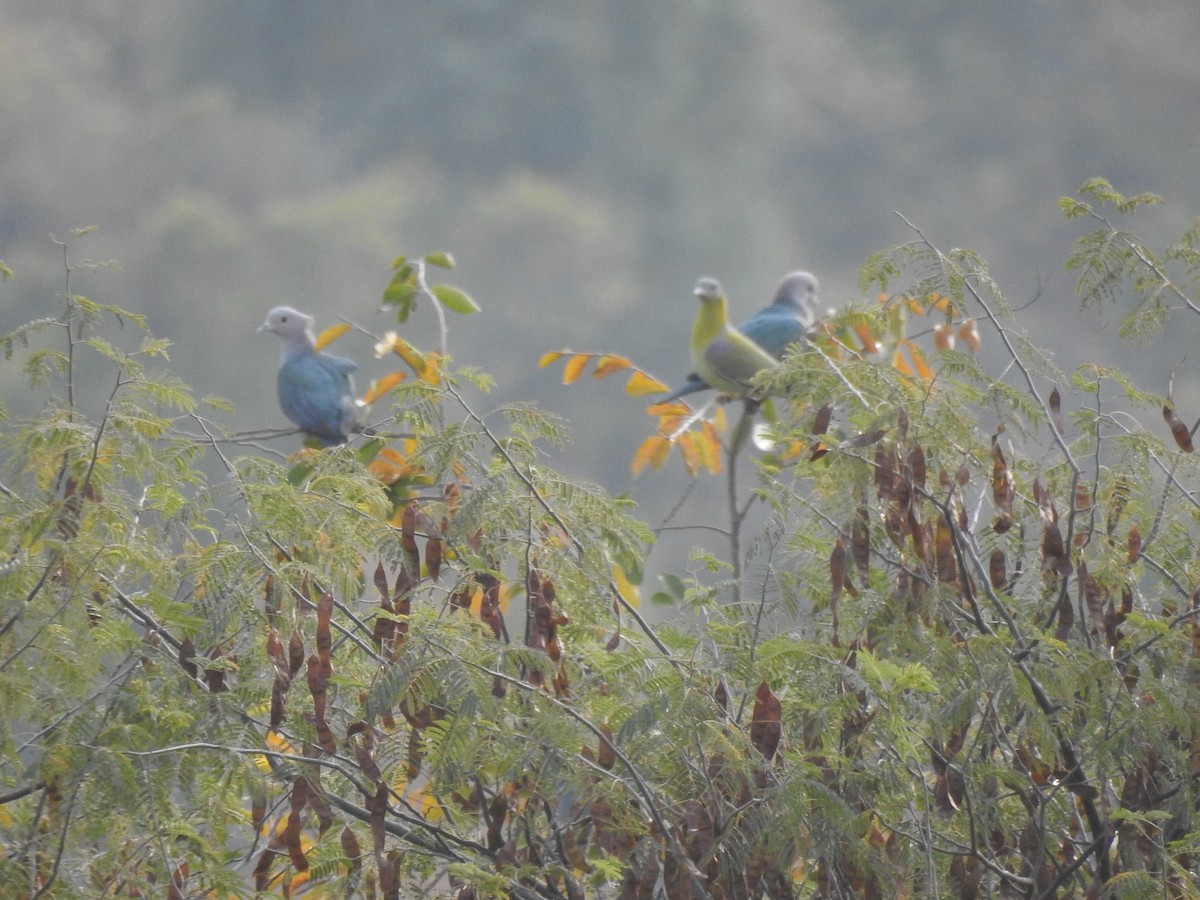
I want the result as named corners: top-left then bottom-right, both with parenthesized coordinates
top-left (928, 293), bottom-right (957, 316)
top-left (363, 371), bottom-right (406, 405)
top-left (646, 400), bottom-right (690, 416)
top-left (592, 355), bottom-right (632, 379)
top-left (626, 370), bottom-right (669, 397)
top-left (855, 324), bottom-right (880, 354)
top-left (959, 318), bottom-right (981, 352)
top-left (891, 348), bottom-right (913, 377)
top-left (315, 322), bottom-right (351, 351)
top-left (631, 434), bottom-right (672, 476)
top-left (538, 350), bottom-right (565, 368)
top-left (933, 323), bottom-right (955, 351)
top-left (562, 354), bottom-right (590, 385)
top-left (906, 341), bottom-right (934, 382)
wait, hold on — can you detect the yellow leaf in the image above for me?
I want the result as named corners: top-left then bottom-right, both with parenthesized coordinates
top-left (393, 338), bottom-right (428, 373)
top-left (677, 432), bottom-right (700, 476)
top-left (612, 565), bottom-right (640, 609)
top-left (712, 406), bottom-right (727, 434)
top-left (363, 370), bottom-right (406, 405)
top-left (562, 354), bottom-right (590, 385)
top-left (408, 784), bottom-right (447, 823)
top-left (417, 351), bottom-right (444, 385)
top-left (625, 370), bottom-right (670, 397)
top-left (698, 422), bottom-right (723, 474)
top-left (592, 355), bottom-right (632, 379)
top-left (655, 413), bottom-right (688, 435)
top-left (631, 434), bottom-right (671, 476)
top-left (539, 350), bottom-right (565, 368)
top-left (315, 321), bottom-right (351, 351)
top-left (905, 297), bottom-right (925, 316)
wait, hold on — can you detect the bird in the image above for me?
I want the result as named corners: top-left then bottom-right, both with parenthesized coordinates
top-left (259, 306), bottom-right (359, 446)
top-left (687, 277), bottom-right (781, 399)
top-left (660, 271), bottom-right (819, 404)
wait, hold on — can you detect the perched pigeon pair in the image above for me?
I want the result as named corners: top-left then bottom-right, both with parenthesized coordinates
top-left (663, 270), bottom-right (819, 405)
top-left (259, 306), bottom-right (359, 446)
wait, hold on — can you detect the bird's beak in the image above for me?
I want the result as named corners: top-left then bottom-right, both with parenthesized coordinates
top-left (693, 287), bottom-right (703, 297)
top-left (257, 322), bottom-right (269, 333)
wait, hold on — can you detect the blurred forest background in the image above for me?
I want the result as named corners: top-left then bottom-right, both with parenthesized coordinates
top-left (3, 0), bottom-right (1200, 536)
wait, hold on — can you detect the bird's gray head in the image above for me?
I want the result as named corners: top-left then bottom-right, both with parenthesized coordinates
top-left (693, 277), bottom-right (724, 303)
top-left (774, 271), bottom-right (819, 323)
top-left (258, 306), bottom-right (315, 340)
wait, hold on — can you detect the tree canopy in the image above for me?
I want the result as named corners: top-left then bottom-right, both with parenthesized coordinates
top-left (4, 182), bottom-right (1200, 897)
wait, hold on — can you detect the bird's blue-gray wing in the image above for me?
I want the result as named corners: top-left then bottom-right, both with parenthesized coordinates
top-left (740, 308), bottom-right (809, 359)
top-left (277, 353), bottom-right (358, 445)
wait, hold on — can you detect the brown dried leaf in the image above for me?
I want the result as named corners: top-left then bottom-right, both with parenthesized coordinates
top-left (401, 501), bottom-right (421, 574)
top-left (288, 630), bottom-right (305, 677)
top-left (1042, 521), bottom-right (1071, 577)
top-left (316, 591), bottom-right (333, 665)
top-left (285, 777), bottom-right (309, 872)
top-left (988, 549), bottom-right (1008, 591)
top-left (750, 682), bottom-right (782, 760)
top-left (306, 654), bottom-right (337, 753)
top-left (341, 826), bottom-right (362, 878)
top-left (1053, 592), bottom-right (1074, 642)
top-left (179, 636), bottom-right (197, 680)
top-left (852, 506), bottom-right (871, 581)
top-left (811, 403), bottom-right (832, 436)
top-left (908, 444), bottom-right (926, 492)
top-left (830, 537), bottom-right (846, 611)
top-left (935, 517), bottom-right (957, 585)
top-left (1049, 387), bottom-right (1065, 436)
top-left (875, 444), bottom-right (896, 499)
top-left (597, 724), bottom-right (616, 771)
top-left (1128, 524), bottom-right (1141, 564)
top-left (1164, 405), bottom-right (1195, 452)
top-left (425, 536), bottom-right (443, 582)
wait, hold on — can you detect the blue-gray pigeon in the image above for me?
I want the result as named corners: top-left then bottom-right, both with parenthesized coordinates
top-left (259, 306), bottom-right (359, 445)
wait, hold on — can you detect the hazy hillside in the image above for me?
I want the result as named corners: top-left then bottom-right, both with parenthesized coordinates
top-left (3, 0), bottom-right (1199, 531)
